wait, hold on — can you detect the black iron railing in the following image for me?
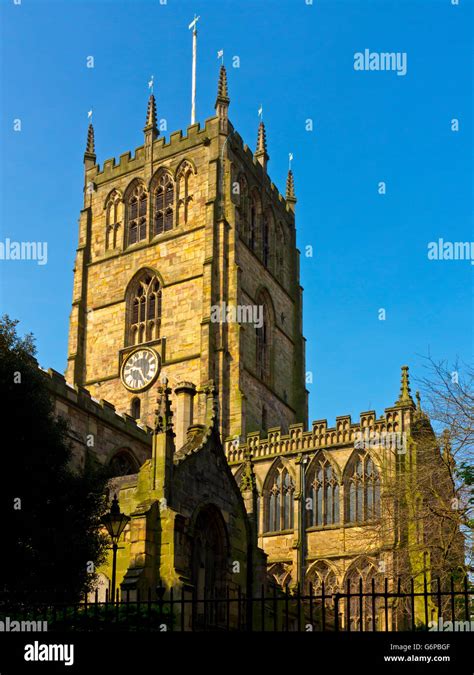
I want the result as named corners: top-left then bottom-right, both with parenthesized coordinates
top-left (1, 577), bottom-right (472, 632)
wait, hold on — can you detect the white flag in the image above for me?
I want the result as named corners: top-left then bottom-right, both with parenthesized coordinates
top-left (148, 75), bottom-right (154, 90)
top-left (217, 50), bottom-right (224, 59)
top-left (87, 109), bottom-right (93, 119)
top-left (258, 105), bottom-right (263, 118)
top-left (289, 152), bottom-right (294, 161)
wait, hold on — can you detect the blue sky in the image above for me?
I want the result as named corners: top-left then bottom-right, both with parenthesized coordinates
top-left (0, 0), bottom-right (472, 426)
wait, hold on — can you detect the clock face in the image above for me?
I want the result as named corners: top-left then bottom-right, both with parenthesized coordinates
top-left (121, 348), bottom-right (159, 391)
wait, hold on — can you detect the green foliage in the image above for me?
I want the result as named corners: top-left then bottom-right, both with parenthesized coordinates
top-left (0, 315), bottom-right (109, 603)
top-left (62, 603), bottom-right (173, 632)
top-left (53, 604), bottom-right (174, 632)
top-left (456, 462), bottom-right (474, 493)
top-left (4, 602), bottom-right (174, 632)
top-left (457, 462), bottom-right (474, 528)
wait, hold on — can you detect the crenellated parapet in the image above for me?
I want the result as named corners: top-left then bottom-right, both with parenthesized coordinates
top-left (88, 117), bottom-right (218, 189)
top-left (225, 404), bottom-right (413, 465)
top-left (43, 367), bottom-right (153, 444)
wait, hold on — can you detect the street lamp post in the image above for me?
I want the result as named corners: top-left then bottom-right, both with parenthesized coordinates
top-left (102, 494), bottom-right (130, 603)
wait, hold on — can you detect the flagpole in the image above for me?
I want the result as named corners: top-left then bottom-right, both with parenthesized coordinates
top-left (191, 26), bottom-right (196, 123)
top-left (190, 16), bottom-right (200, 125)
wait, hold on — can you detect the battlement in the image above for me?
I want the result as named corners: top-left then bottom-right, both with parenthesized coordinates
top-left (85, 108), bottom-right (292, 225)
top-left (91, 117), bottom-right (219, 186)
top-left (43, 368), bottom-right (153, 443)
top-left (224, 405), bottom-right (411, 464)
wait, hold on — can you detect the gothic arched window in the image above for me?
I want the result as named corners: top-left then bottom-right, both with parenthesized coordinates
top-left (249, 189), bottom-right (261, 254)
top-left (250, 205), bottom-right (256, 251)
top-left (237, 175), bottom-right (250, 244)
top-left (256, 320), bottom-right (268, 381)
top-left (126, 183), bottom-right (148, 246)
top-left (105, 190), bottom-right (122, 250)
top-left (262, 210), bottom-right (271, 268)
top-left (153, 173), bottom-right (174, 236)
top-left (109, 450), bottom-right (138, 476)
top-left (128, 272), bottom-right (162, 346)
top-left (306, 561), bottom-right (338, 599)
top-left (265, 464), bottom-right (295, 532)
top-left (345, 453), bottom-right (381, 523)
top-left (261, 405), bottom-right (267, 433)
top-left (343, 559), bottom-right (381, 630)
top-left (304, 561), bottom-right (339, 629)
top-left (256, 295), bottom-right (272, 384)
top-left (177, 161), bottom-right (194, 226)
top-left (307, 457), bottom-right (340, 527)
top-left (267, 562), bottom-right (292, 589)
top-left (275, 222), bottom-right (285, 285)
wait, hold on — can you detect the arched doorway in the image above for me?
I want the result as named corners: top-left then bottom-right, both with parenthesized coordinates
top-left (191, 504), bottom-right (228, 628)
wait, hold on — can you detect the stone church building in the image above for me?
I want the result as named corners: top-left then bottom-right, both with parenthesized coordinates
top-left (45, 66), bottom-right (459, 629)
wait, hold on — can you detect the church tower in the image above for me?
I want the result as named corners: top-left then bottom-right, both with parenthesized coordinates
top-left (66, 67), bottom-right (307, 443)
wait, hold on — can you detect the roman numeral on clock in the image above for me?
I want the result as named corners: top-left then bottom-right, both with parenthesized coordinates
top-left (122, 349), bottom-right (159, 391)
